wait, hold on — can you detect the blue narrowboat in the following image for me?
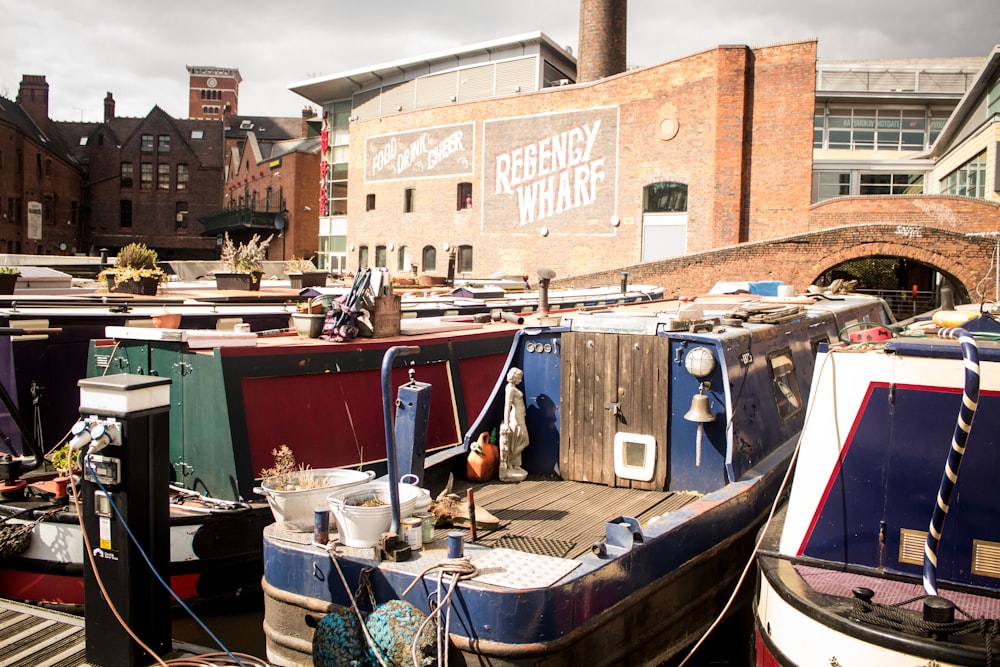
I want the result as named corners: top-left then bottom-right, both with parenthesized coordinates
top-left (262, 290), bottom-right (893, 666)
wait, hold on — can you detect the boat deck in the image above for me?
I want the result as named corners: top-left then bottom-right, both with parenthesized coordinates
top-left (0, 598), bottom-right (211, 667)
top-left (431, 478), bottom-right (701, 559)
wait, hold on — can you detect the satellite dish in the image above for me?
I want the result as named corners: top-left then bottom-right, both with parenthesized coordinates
top-left (274, 211), bottom-right (287, 230)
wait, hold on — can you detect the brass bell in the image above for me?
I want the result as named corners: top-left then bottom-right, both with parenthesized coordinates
top-left (684, 393), bottom-right (714, 423)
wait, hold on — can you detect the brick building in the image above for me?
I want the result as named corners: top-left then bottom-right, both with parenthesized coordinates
top-left (291, 32), bottom-right (817, 280)
top-left (0, 75), bottom-right (84, 255)
top-left (201, 108), bottom-right (321, 264)
top-left (289, 0), bottom-right (999, 294)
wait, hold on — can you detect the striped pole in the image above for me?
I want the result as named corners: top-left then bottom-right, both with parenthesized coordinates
top-left (923, 327), bottom-right (980, 595)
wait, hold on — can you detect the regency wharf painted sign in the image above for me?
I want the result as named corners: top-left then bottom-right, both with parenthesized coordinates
top-left (365, 123), bottom-right (475, 182)
top-left (484, 107), bottom-right (618, 231)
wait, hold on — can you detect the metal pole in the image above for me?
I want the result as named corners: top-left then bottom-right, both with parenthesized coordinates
top-left (381, 346), bottom-right (420, 537)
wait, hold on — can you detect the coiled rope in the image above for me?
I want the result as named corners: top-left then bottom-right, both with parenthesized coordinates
top-left (401, 557), bottom-right (478, 667)
top-left (924, 327), bottom-right (980, 596)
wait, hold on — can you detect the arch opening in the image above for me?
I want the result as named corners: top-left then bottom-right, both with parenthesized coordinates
top-left (815, 255), bottom-right (968, 319)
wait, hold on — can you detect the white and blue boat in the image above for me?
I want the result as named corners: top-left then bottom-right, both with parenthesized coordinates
top-left (754, 310), bottom-right (1000, 666)
top-left (262, 289), bottom-right (893, 666)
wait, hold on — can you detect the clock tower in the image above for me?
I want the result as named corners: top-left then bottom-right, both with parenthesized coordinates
top-left (186, 65), bottom-right (242, 120)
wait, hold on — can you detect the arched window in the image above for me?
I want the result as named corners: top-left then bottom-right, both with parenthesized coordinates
top-left (358, 245), bottom-right (369, 269)
top-left (375, 245), bottom-right (387, 268)
top-left (422, 245), bottom-right (437, 272)
top-left (457, 245), bottom-right (473, 274)
top-left (643, 182), bottom-right (688, 213)
top-left (397, 245), bottom-right (412, 272)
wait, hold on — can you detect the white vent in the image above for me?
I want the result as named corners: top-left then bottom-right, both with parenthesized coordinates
top-left (239, 120), bottom-right (253, 130)
top-left (972, 540), bottom-right (1000, 579)
top-left (898, 528), bottom-right (926, 565)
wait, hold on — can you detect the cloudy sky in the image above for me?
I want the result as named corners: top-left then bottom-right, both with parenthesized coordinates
top-left (2, 1), bottom-right (997, 123)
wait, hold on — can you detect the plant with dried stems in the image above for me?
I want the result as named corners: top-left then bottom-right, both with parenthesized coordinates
top-left (220, 232), bottom-right (273, 274)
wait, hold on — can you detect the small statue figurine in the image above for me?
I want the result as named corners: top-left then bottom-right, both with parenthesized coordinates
top-left (499, 367), bottom-right (529, 482)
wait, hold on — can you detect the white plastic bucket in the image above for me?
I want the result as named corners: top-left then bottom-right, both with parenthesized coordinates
top-left (256, 468), bottom-right (374, 531)
top-left (327, 482), bottom-right (421, 548)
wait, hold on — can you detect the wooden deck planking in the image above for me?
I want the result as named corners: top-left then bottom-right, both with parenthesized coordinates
top-left (0, 599), bottom-right (208, 667)
top-left (458, 479), bottom-right (700, 558)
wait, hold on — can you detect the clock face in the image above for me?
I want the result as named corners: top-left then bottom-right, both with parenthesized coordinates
top-left (207, 77), bottom-right (218, 88)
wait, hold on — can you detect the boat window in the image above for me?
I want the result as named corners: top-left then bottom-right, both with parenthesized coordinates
top-left (768, 349), bottom-right (802, 422)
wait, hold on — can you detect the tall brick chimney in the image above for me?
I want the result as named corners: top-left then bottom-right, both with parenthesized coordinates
top-left (17, 75), bottom-right (50, 128)
top-left (577, 0), bottom-right (627, 83)
top-left (104, 92), bottom-right (116, 123)
top-left (301, 106), bottom-right (317, 138)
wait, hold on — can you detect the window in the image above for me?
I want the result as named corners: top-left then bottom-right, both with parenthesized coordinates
top-left (457, 245), bottom-right (473, 274)
top-left (70, 201), bottom-right (78, 227)
top-left (358, 245), bottom-right (369, 268)
top-left (157, 163), bottom-right (171, 190)
top-left (768, 349), bottom-right (802, 422)
top-left (176, 164), bottom-right (189, 190)
top-left (815, 106), bottom-right (948, 151)
top-left (811, 172), bottom-right (851, 202)
top-left (43, 195), bottom-right (53, 225)
top-left (457, 182), bottom-right (472, 210)
top-left (643, 182), bottom-right (688, 213)
top-left (45, 158), bottom-right (52, 177)
top-left (941, 151), bottom-right (987, 199)
top-left (120, 200), bottom-right (133, 228)
top-left (121, 162), bottom-right (134, 188)
top-left (859, 173), bottom-right (924, 196)
top-left (191, 130), bottom-right (204, 140)
top-left (422, 245), bottom-right (436, 272)
top-left (366, 194), bottom-right (376, 211)
top-left (158, 135), bottom-right (171, 152)
top-left (141, 134), bottom-right (154, 152)
top-left (404, 188), bottom-right (415, 213)
top-left (15, 149), bottom-right (22, 174)
top-left (175, 202), bottom-right (188, 229)
top-left (140, 163), bottom-right (153, 190)
top-left (397, 245), bottom-right (412, 273)
top-left (375, 245), bottom-right (387, 268)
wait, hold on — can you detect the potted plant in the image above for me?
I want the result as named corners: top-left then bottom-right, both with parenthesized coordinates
top-left (285, 256), bottom-right (327, 289)
top-left (291, 297), bottom-right (326, 338)
top-left (254, 445), bottom-right (373, 531)
top-left (216, 232), bottom-right (273, 291)
top-left (0, 266), bottom-right (20, 295)
top-left (97, 243), bottom-right (166, 296)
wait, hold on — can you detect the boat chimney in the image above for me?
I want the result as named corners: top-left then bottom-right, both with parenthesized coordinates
top-left (537, 268), bottom-right (556, 316)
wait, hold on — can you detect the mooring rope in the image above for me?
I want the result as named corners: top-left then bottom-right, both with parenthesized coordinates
top-left (924, 327), bottom-right (980, 596)
top-left (852, 593), bottom-right (998, 666)
top-left (401, 557), bottom-right (478, 667)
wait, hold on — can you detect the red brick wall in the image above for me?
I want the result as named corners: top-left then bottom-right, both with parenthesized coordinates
top-left (557, 196), bottom-right (1000, 300)
top-left (347, 41), bottom-right (818, 280)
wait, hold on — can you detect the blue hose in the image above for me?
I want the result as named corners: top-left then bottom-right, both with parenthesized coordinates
top-left (923, 327), bottom-right (980, 595)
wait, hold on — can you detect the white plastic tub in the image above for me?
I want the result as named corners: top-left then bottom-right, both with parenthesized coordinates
top-left (256, 468), bottom-right (374, 531)
top-left (327, 482), bottom-right (421, 548)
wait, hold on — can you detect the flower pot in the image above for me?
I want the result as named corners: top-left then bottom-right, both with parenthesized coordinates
top-left (256, 468), bottom-right (374, 531)
top-left (216, 271), bottom-right (263, 291)
top-left (289, 271), bottom-right (328, 289)
top-left (0, 273), bottom-right (19, 295)
top-left (152, 312), bottom-right (182, 329)
top-left (327, 482), bottom-right (421, 547)
top-left (110, 276), bottom-right (159, 295)
top-left (291, 312), bottom-right (325, 338)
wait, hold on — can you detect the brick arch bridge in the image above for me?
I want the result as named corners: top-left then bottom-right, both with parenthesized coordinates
top-left (558, 223), bottom-right (998, 303)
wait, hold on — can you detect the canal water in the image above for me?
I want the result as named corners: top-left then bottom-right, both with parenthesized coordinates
top-left (171, 579), bottom-right (756, 666)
